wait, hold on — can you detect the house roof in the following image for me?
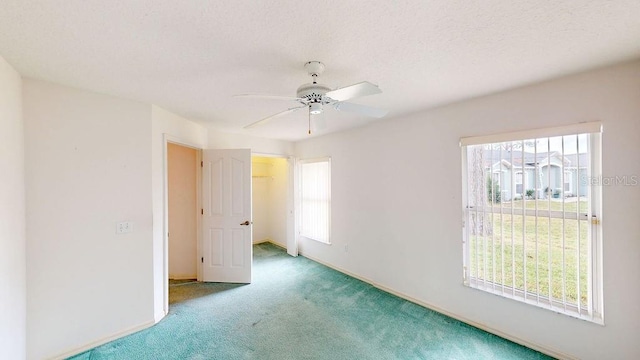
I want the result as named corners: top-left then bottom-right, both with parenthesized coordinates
top-left (483, 151), bottom-right (588, 169)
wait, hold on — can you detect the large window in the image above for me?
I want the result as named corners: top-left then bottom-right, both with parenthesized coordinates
top-left (461, 123), bottom-right (603, 323)
top-left (300, 158), bottom-right (331, 244)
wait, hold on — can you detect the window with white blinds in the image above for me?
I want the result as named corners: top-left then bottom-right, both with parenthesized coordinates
top-left (300, 158), bottom-right (331, 244)
top-left (461, 123), bottom-right (603, 323)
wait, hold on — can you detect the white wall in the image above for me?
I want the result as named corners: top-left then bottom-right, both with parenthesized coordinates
top-left (208, 129), bottom-right (293, 156)
top-left (24, 79), bottom-right (155, 359)
top-left (252, 158), bottom-right (271, 243)
top-left (167, 143), bottom-right (198, 279)
top-left (151, 105), bottom-right (207, 320)
top-left (294, 61), bottom-right (640, 360)
top-left (0, 56), bottom-right (26, 360)
top-left (268, 158), bottom-right (289, 247)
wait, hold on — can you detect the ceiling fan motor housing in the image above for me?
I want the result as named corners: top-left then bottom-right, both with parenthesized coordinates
top-left (296, 61), bottom-right (333, 115)
top-left (296, 83), bottom-right (332, 104)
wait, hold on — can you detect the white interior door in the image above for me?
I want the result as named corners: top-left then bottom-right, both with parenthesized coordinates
top-left (202, 149), bottom-right (252, 283)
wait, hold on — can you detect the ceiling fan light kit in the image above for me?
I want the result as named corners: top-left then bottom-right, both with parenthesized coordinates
top-left (236, 61), bottom-right (388, 133)
top-left (308, 102), bottom-right (323, 115)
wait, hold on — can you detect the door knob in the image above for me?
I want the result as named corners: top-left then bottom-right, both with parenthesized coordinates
top-left (240, 220), bottom-right (252, 226)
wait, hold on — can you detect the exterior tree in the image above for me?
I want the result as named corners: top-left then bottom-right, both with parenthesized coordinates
top-left (468, 146), bottom-right (493, 235)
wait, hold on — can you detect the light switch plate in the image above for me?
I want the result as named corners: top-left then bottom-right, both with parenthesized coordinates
top-left (116, 221), bottom-right (134, 234)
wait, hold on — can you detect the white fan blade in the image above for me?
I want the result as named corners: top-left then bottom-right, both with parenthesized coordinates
top-left (234, 94), bottom-right (304, 102)
top-left (333, 102), bottom-right (388, 118)
top-left (243, 106), bottom-right (306, 129)
top-left (325, 81), bottom-right (382, 102)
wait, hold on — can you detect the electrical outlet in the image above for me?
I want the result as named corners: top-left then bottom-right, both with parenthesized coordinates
top-left (116, 221), bottom-right (134, 234)
top-left (344, 244), bottom-right (348, 253)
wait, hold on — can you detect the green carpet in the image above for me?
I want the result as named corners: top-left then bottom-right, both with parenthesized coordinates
top-left (69, 243), bottom-right (552, 359)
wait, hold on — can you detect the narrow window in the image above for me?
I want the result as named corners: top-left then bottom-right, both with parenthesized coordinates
top-left (515, 171), bottom-right (523, 197)
top-left (300, 158), bottom-right (331, 244)
top-left (564, 170), bottom-right (572, 194)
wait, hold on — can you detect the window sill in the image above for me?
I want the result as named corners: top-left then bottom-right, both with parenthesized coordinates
top-left (301, 235), bottom-right (331, 245)
top-left (464, 280), bottom-right (604, 326)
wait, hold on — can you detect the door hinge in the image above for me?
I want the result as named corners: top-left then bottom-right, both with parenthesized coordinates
top-left (201, 257), bottom-right (204, 263)
top-left (201, 161), bottom-right (203, 167)
top-left (201, 209), bottom-right (204, 215)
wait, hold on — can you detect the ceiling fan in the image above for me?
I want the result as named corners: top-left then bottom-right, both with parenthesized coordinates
top-left (235, 61), bottom-right (388, 134)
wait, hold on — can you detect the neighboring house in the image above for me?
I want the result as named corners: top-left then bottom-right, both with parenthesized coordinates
top-left (487, 151), bottom-right (588, 201)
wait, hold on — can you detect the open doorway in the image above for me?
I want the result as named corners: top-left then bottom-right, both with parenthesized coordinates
top-left (163, 148), bottom-right (296, 312)
top-left (167, 143), bottom-right (200, 304)
top-left (251, 155), bottom-right (290, 249)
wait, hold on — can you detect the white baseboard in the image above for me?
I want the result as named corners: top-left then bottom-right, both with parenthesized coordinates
top-left (254, 239), bottom-right (287, 249)
top-left (264, 240), bottom-right (287, 250)
top-left (169, 275), bottom-right (197, 280)
top-left (49, 320), bottom-right (155, 360)
top-left (298, 251), bottom-right (575, 360)
top-left (154, 309), bottom-right (167, 323)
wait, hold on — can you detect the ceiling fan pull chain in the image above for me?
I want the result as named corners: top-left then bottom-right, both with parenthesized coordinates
top-left (308, 105), bottom-right (312, 134)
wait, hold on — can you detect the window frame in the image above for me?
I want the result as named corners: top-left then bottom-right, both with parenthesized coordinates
top-left (514, 171), bottom-right (524, 197)
top-left (564, 170), bottom-right (572, 193)
top-left (515, 171), bottom-right (523, 185)
top-left (298, 157), bottom-right (331, 244)
top-left (460, 123), bottom-right (603, 324)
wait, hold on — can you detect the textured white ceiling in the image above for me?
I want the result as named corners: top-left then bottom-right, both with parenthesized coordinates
top-left (2, 1), bottom-right (639, 141)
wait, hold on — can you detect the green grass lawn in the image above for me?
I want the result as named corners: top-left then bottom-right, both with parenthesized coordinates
top-left (468, 200), bottom-right (589, 307)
